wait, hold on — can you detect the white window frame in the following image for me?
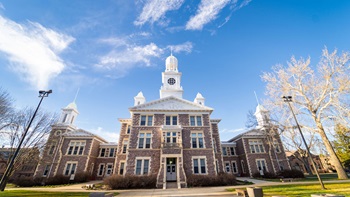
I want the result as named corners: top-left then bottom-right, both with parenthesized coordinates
top-left (64, 161), bottom-right (77, 176)
top-left (229, 147), bottom-right (236, 156)
top-left (189, 115), bottom-right (203, 126)
top-left (140, 115), bottom-right (153, 126)
top-left (66, 140), bottom-right (86, 155)
top-left (192, 156), bottom-right (207, 175)
top-left (138, 131), bottom-right (152, 149)
top-left (241, 160), bottom-right (246, 173)
top-left (135, 157), bottom-right (151, 175)
top-left (109, 148), bottom-right (115, 157)
top-left (191, 132), bottom-right (204, 148)
top-left (99, 148), bottom-right (106, 157)
top-left (248, 139), bottom-right (265, 153)
top-left (165, 115), bottom-right (178, 125)
top-left (97, 163), bottom-right (105, 177)
top-left (165, 131), bottom-right (178, 144)
top-left (232, 161), bottom-right (238, 173)
top-left (43, 164), bottom-right (51, 177)
top-left (222, 147), bottom-right (227, 155)
top-left (256, 159), bottom-right (268, 172)
top-left (273, 140), bottom-right (281, 153)
top-left (119, 161), bottom-right (125, 175)
top-left (225, 161), bottom-right (231, 173)
top-left (105, 163), bottom-right (113, 175)
top-left (122, 140), bottom-right (128, 154)
top-left (48, 144), bottom-right (56, 155)
top-left (127, 124), bottom-right (131, 134)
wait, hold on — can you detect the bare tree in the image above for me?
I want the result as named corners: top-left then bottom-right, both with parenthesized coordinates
top-left (0, 88), bottom-right (14, 132)
top-left (262, 47), bottom-right (350, 179)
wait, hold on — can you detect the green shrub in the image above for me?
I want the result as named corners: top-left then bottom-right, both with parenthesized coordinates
top-left (187, 173), bottom-right (236, 187)
top-left (45, 174), bottom-right (70, 185)
top-left (104, 174), bottom-right (157, 189)
top-left (73, 172), bottom-right (91, 183)
top-left (277, 169), bottom-right (305, 178)
top-left (12, 176), bottom-right (36, 187)
top-left (252, 171), bottom-right (277, 179)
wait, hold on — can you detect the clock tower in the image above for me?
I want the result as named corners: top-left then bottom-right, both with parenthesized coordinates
top-left (160, 54), bottom-right (183, 99)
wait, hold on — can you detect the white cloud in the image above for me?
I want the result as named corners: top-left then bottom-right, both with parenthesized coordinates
top-left (220, 128), bottom-right (246, 134)
top-left (168, 41), bottom-right (193, 54)
top-left (186, 0), bottom-right (230, 30)
top-left (90, 127), bottom-right (119, 142)
top-left (0, 15), bottom-right (74, 90)
top-left (96, 41), bottom-right (163, 72)
top-left (134, 0), bottom-right (184, 26)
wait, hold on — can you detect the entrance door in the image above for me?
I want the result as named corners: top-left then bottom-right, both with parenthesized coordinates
top-left (166, 158), bottom-right (176, 182)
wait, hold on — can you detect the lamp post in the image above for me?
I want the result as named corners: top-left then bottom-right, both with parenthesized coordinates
top-left (0, 90), bottom-right (52, 191)
top-left (282, 96), bottom-right (325, 190)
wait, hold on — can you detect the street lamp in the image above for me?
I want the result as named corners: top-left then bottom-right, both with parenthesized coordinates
top-left (282, 96), bottom-right (325, 190)
top-left (0, 90), bottom-right (52, 191)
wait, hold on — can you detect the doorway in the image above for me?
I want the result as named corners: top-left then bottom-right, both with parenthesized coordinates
top-left (166, 158), bottom-right (176, 182)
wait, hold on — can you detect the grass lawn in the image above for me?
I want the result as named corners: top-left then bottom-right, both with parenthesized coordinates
top-left (228, 182), bottom-right (350, 197)
top-left (0, 190), bottom-right (119, 197)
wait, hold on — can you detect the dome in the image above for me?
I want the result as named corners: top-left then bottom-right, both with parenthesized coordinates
top-left (165, 54), bottom-right (178, 71)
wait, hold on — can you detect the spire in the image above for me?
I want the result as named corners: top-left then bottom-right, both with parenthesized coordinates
top-left (134, 91), bottom-right (146, 106)
top-left (254, 91), bottom-right (260, 105)
top-left (57, 91), bottom-right (79, 126)
top-left (194, 92), bottom-right (205, 105)
top-left (73, 88), bottom-right (80, 103)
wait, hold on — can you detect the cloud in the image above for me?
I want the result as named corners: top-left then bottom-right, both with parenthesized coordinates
top-left (218, 0), bottom-right (252, 28)
top-left (90, 127), bottom-right (119, 142)
top-left (0, 15), bottom-right (74, 90)
top-left (134, 0), bottom-right (184, 26)
top-left (168, 41), bottom-right (193, 54)
top-left (220, 128), bottom-right (246, 134)
top-left (186, 0), bottom-right (230, 30)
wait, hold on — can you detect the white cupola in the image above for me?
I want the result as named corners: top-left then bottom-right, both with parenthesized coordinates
top-left (254, 104), bottom-right (270, 127)
top-left (160, 53), bottom-right (183, 99)
top-left (134, 91), bottom-right (146, 106)
top-left (194, 92), bottom-right (205, 105)
top-left (59, 101), bottom-right (79, 126)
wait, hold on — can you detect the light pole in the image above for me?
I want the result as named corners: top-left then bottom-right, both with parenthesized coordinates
top-left (0, 90), bottom-right (52, 191)
top-left (282, 96), bottom-right (325, 190)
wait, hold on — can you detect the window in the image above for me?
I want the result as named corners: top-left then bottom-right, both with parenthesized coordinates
top-left (106, 164), bottom-right (113, 175)
top-left (225, 162), bottom-right (231, 173)
top-left (138, 132), bottom-right (151, 149)
top-left (249, 139), bottom-right (265, 153)
top-left (67, 141), bottom-right (86, 155)
top-left (230, 147), bottom-right (235, 155)
top-left (190, 116), bottom-right (202, 126)
top-left (165, 116), bottom-right (178, 125)
top-left (98, 164), bottom-right (105, 176)
top-left (62, 114), bottom-right (67, 123)
top-left (127, 125), bottom-right (131, 134)
top-left (48, 144), bottom-right (55, 155)
top-left (232, 161), bottom-right (238, 173)
top-left (256, 159), bottom-right (267, 172)
top-left (109, 148), bottom-right (115, 157)
top-left (64, 162), bottom-right (77, 176)
top-left (166, 132), bottom-right (177, 143)
top-left (135, 159), bottom-right (150, 175)
top-left (122, 140), bottom-right (128, 153)
top-left (191, 132), bottom-right (204, 148)
top-left (43, 165), bottom-right (51, 177)
top-left (273, 140), bottom-right (281, 153)
top-left (213, 139), bottom-right (217, 153)
top-left (279, 162), bottom-right (284, 171)
top-left (119, 162), bottom-right (125, 175)
top-left (222, 147), bottom-right (227, 155)
top-left (140, 115), bottom-right (153, 126)
top-left (241, 160), bottom-right (246, 173)
top-left (193, 157), bottom-right (206, 174)
top-left (100, 148), bottom-right (106, 157)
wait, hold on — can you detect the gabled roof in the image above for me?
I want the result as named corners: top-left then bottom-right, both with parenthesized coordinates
top-left (228, 127), bottom-right (266, 142)
top-left (129, 96), bottom-right (213, 113)
top-left (63, 129), bottom-right (107, 143)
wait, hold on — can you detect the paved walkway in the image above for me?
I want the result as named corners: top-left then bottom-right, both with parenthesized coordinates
top-left (7, 178), bottom-right (350, 197)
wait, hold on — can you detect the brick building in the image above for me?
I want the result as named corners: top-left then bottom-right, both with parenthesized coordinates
top-left (35, 54), bottom-right (291, 188)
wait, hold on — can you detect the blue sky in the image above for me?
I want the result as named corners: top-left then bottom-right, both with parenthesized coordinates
top-left (1, 0), bottom-right (350, 143)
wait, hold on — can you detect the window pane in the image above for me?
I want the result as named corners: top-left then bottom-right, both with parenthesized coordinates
top-left (99, 165), bottom-right (104, 175)
top-left (120, 163), bottom-right (124, 175)
top-left (65, 164), bottom-right (71, 175)
top-left (166, 116), bottom-right (171, 125)
top-left (200, 159), bottom-right (206, 173)
top-left (147, 116), bottom-right (153, 126)
top-left (198, 138), bottom-right (203, 148)
top-left (71, 164), bottom-right (76, 174)
top-left (141, 116), bottom-right (146, 125)
top-left (190, 116), bottom-right (195, 126)
top-left (172, 137), bottom-right (177, 143)
top-left (145, 138), bottom-right (151, 148)
top-left (192, 138), bottom-right (197, 148)
top-left (197, 116), bottom-right (202, 126)
top-left (136, 160), bottom-right (142, 175)
top-left (222, 147), bottom-right (227, 155)
top-left (68, 146), bottom-right (73, 155)
top-left (173, 116), bottom-right (177, 125)
top-left (73, 146), bottom-right (79, 155)
top-left (193, 159), bottom-right (198, 174)
top-left (143, 160), bottom-right (149, 174)
top-left (109, 148), bottom-right (115, 157)
top-left (127, 125), bottom-right (131, 134)
top-left (79, 146), bottom-right (84, 155)
top-left (138, 138), bottom-right (144, 148)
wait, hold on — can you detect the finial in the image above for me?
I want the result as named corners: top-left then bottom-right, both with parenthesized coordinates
top-left (73, 88), bottom-right (80, 103)
top-left (254, 91), bottom-right (260, 105)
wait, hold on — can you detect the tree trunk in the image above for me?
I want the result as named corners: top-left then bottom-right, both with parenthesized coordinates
top-left (302, 157), bottom-right (313, 175)
top-left (316, 121), bottom-right (348, 179)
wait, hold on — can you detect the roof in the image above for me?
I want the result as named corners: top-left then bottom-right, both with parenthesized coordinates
top-left (63, 129), bottom-right (107, 143)
top-left (228, 127), bottom-right (266, 142)
top-left (129, 95), bottom-right (213, 113)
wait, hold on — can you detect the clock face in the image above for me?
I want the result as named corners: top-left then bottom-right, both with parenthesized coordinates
top-left (168, 78), bottom-right (176, 85)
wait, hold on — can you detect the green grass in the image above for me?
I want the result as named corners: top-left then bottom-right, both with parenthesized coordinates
top-left (304, 173), bottom-right (340, 181)
top-left (0, 190), bottom-right (90, 197)
top-left (228, 182), bottom-right (350, 197)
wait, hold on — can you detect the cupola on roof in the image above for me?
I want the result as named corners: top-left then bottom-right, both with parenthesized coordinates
top-left (66, 102), bottom-right (78, 111)
top-left (165, 54), bottom-right (178, 72)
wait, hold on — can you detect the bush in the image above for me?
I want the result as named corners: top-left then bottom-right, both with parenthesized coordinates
top-left (104, 174), bottom-right (157, 189)
top-left (12, 176), bottom-right (36, 187)
top-left (73, 172), bottom-right (91, 183)
top-left (277, 169), bottom-right (305, 178)
top-left (45, 174), bottom-right (70, 185)
top-left (187, 173), bottom-right (236, 187)
top-left (252, 171), bottom-right (277, 179)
